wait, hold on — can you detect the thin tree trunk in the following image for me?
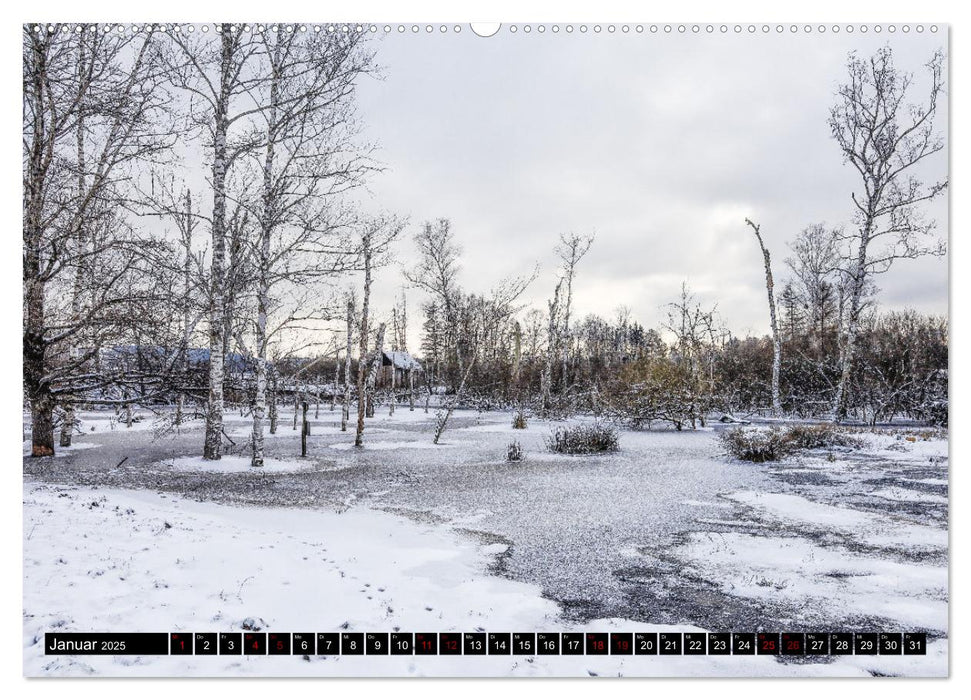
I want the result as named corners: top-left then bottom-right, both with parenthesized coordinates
top-left (746, 219), bottom-right (783, 417)
top-left (366, 324), bottom-right (386, 419)
top-left (176, 191), bottom-right (193, 428)
top-left (329, 357), bottom-right (337, 413)
top-left (541, 280), bottom-right (562, 416)
top-left (833, 232), bottom-right (870, 421)
top-left (301, 401), bottom-right (309, 457)
top-left (511, 321), bottom-right (522, 403)
top-left (355, 239), bottom-right (373, 447)
top-left (269, 366), bottom-right (278, 434)
top-left (408, 368), bottom-right (415, 411)
top-left (293, 388), bottom-right (300, 430)
top-left (342, 295), bottom-right (354, 432)
top-left (560, 272), bottom-right (574, 393)
top-left (433, 356), bottom-right (477, 444)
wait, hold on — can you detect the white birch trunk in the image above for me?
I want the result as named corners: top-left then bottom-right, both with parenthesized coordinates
top-left (203, 26), bottom-right (234, 461)
top-left (354, 240), bottom-right (372, 447)
top-left (746, 219), bottom-right (783, 417)
top-left (250, 36), bottom-right (280, 468)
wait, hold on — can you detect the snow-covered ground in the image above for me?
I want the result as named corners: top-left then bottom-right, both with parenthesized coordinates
top-left (22, 408), bottom-right (949, 677)
top-left (22, 482), bottom-right (945, 677)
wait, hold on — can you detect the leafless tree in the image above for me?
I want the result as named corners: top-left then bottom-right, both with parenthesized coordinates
top-left (555, 232), bottom-right (594, 391)
top-left (244, 27), bottom-right (375, 466)
top-left (540, 278), bottom-right (563, 416)
top-left (744, 219), bottom-right (782, 416)
top-left (406, 219), bottom-right (533, 442)
top-left (365, 323), bottom-right (387, 419)
top-left (167, 24), bottom-right (266, 459)
top-left (341, 291), bottom-right (355, 432)
top-left (786, 223), bottom-right (844, 350)
top-left (663, 283), bottom-right (722, 428)
top-left (23, 24), bottom-right (174, 456)
top-left (354, 217), bottom-right (405, 447)
top-left (828, 46), bottom-right (947, 421)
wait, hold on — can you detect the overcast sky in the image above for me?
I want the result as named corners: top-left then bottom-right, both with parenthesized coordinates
top-left (348, 26), bottom-right (949, 343)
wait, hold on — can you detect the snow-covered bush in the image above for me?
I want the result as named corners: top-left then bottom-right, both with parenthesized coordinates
top-left (546, 423), bottom-right (619, 454)
top-left (719, 427), bottom-right (793, 462)
top-left (722, 424), bottom-right (868, 462)
top-left (782, 424), bottom-right (862, 450)
top-left (506, 440), bottom-right (524, 462)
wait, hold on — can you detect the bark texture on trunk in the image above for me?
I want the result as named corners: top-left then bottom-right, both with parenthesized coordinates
top-left (833, 232), bottom-right (870, 422)
top-left (342, 296), bottom-right (353, 432)
top-left (250, 36), bottom-right (281, 468)
top-left (203, 26), bottom-right (235, 461)
top-left (745, 219), bottom-right (782, 417)
top-left (354, 240), bottom-right (373, 447)
top-left (24, 35), bottom-right (55, 457)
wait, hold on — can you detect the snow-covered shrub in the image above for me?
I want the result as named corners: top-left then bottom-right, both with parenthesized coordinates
top-left (546, 423), bottom-right (619, 454)
top-left (719, 427), bottom-right (793, 462)
top-left (782, 424), bottom-right (863, 450)
top-left (506, 440), bottom-right (524, 462)
top-left (512, 410), bottom-right (528, 430)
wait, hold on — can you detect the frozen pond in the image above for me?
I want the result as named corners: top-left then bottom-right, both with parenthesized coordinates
top-left (24, 407), bottom-right (948, 660)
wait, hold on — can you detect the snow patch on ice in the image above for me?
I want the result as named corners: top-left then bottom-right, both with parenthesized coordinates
top-left (673, 531), bottom-right (947, 631)
top-left (163, 455), bottom-right (310, 474)
top-left (871, 487), bottom-right (947, 504)
top-left (726, 491), bottom-right (947, 551)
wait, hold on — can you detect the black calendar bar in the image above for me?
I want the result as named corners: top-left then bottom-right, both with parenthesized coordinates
top-left (45, 631), bottom-right (927, 656)
top-left (45, 633), bottom-right (169, 655)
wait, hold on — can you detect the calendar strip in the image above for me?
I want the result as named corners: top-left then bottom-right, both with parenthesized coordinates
top-left (45, 631), bottom-right (926, 656)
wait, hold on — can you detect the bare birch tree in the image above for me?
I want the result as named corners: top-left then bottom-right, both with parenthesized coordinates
top-left (829, 47), bottom-right (947, 421)
top-left (556, 232), bottom-right (594, 392)
top-left (168, 24), bottom-right (265, 459)
top-left (245, 27), bottom-right (374, 466)
top-left (744, 218), bottom-right (782, 416)
top-left (540, 279), bottom-right (563, 416)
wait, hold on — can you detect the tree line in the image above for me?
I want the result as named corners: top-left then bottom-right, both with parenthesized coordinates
top-left (23, 26), bottom-right (948, 466)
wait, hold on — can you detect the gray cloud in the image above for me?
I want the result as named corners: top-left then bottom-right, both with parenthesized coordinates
top-left (352, 28), bottom-right (949, 340)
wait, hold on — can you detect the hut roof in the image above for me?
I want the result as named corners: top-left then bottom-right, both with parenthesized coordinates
top-left (382, 350), bottom-right (422, 371)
